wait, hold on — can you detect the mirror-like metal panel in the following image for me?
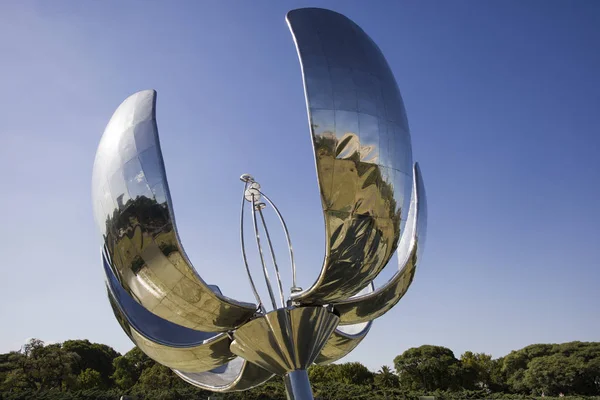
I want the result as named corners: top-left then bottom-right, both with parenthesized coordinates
top-left (314, 320), bottom-right (372, 365)
top-left (174, 358), bottom-right (274, 393)
top-left (314, 283), bottom-right (373, 364)
top-left (287, 8), bottom-right (413, 304)
top-left (92, 90), bottom-right (257, 332)
top-left (103, 251), bottom-right (220, 346)
top-left (331, 163), bottom-right (426, 325)
top-left (230, 307), bottom-right (339, 375)
top-left (108, 290), bottom-right (234, 372)
top-left (104, 252), bottom-right (236, 372)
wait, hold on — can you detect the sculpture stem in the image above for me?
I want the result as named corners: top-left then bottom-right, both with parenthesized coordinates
top-left (283, 370), bottom-right (314, 400)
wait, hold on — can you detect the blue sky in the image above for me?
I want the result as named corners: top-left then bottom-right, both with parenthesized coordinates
top-left (0, 1), bottom-right (598, 371)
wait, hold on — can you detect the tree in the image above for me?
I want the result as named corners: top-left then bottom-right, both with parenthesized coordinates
top-left (3, 339), bottom-right (81, 392)
top-left (62, 339), bottom-right (119, 388)
top-left (307, 362), bottom-right (373, 386)
top-left (585, 357), bottom-right (600, 395)
top-left (308, 364), bottom-right (335, 385)
top-left (42, 343), bottom-right (81, 391)
top-left (523, 354), bottom-right (580, 395)
top-left (460, 351), bottom-right (495, 390)
top-left (374, 365), bottom-right (399, 388)
top-left (335, 362), bottom-right (374, 386)
top-left (522, 345), bottom-right (600, 396)
top-left (111, 347), bottom-right (154, 389)
top-left (111, 355), bottom-right (137, 390)
top-left (77, 368), bottom-right (103, 390)
top-left (0, 351), bottom-right (36, 391)
top-left (500, 341), bottom-right (600, 395)
top-left (394, 345), bottom-right (461, 391)
top-left (501, 343), bottom-right (554, 393)
top-left (135, 363), bottom-right (185, 391)
top-left (0, 352), bottom-right (10, 388)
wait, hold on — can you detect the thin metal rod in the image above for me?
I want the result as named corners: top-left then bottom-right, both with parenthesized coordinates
top-left (257, 189), bottom-right (298, 290)
top-left (283, 370), bottom-right (314, 400)
top-left (239, 183), bottom-right (265, 313)
top-left (251, 194), bottom-right (278, 310)
top-left (257, 207), bottom-right (286, 308)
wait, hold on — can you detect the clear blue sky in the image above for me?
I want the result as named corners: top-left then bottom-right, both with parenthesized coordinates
top-left (1, 1), bottom-right (598, 371)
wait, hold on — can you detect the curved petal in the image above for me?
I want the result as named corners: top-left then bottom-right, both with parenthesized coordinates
top-left (314, 284), bottom-right (373, 364)
top-left (174, 358), bottom-right (274, 393)
top-left (314, 320), bottom-right (372, 365)
top-left (104, 252), bottom-right (235, 372)
top-left (92, 90), bottom-right (256, 332)
top-left (287, 8), bottom-right (413, 304)
top-left (331, 163), bottom-right (426, 325)
top-left (230, 307), bottom-right (340, 375)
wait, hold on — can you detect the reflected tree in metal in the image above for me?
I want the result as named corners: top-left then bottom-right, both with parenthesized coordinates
top-left (92, 7), bottom-right (427, 400)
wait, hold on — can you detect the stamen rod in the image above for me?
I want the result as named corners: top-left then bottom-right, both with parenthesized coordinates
top-left (239, 182), bottom-right (265, 313)
top-left (258, 190), bottom-right (298, 291)
top-left (257, 206), bottom-right (286, 308)
top-left (251, 194), bottom-right (278, 310)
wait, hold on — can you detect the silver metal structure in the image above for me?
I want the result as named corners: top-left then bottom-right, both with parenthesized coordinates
top-left (92, 7), bottom-right (427, 400)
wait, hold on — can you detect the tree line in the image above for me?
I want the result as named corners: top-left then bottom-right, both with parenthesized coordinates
top-left (1, 339), bottom-right (599, 399)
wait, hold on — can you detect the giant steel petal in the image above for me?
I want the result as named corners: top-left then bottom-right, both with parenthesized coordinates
top-left (92, 90), bottom-right (256, 332)
top-left (174, 358), bottom-right (274, 393)
top-left (287, 8), bottom-right (414, 304)
top-left (314, 321), bottom-right (372, 365)
top-left (331, 163), bottom-right (427, 325)
top-left (314, 284), bottom-right (373, 364)
top-left (104, 252), bottom-right (236, 372)
top-left (229, 307), bottom-right (340, 376)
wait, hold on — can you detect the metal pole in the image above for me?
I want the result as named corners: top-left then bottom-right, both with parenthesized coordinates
top-left (283, 370), bottom-right (314, 400)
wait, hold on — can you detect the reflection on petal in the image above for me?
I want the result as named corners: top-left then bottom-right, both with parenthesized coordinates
top-left (331, 163), bottom-right (426, 325)
top-left (104, 252), bottom-right (236, 372)
top-left (287, 8), bottom-right (413, 304)
top-left (315, 283), bottom-right (373, 364)
top-left (92, 90), bottom-right (256, 332)
top-left (174, 358), bottom-right (274, 393)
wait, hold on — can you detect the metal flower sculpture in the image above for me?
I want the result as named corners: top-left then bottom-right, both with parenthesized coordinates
top-left (92, 8), bottom-right (427, 400)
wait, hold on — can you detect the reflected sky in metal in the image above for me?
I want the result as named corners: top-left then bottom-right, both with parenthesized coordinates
top-left (104, 251), bottom-right (236, 372)
top-left (174, 358), bottom-right (274, 393)
top-left (103, 250), bottom-right (220, 346)
top-left (287, 8), bottom-right (413, 304)
top-left (108, 289), bottom-right (234, 372)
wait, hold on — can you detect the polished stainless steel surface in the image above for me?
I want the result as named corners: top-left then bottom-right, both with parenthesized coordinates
top-left (287, 8), bottom-right (414, 304)
top-left (230, 306), bottom-right (339, 375)
top-left (174, 358), bottom-right (274, 392)
top-left (315, 320), bottom-right (372, 365)
top-left (284, 370), bottom-right (315, 400)
top-left (104, 253), bottom-right (235, 372)
top-left (314, 284), bottom-right (373, 364)
top-left (94, 7), bottom-right (426, 399)
top-left (331, 163), bottom-right (427, 325)
top-left (92, 90), bottom-right (257, 332)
